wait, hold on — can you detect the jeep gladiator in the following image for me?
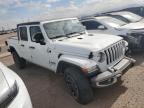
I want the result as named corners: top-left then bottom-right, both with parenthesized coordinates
top-left (6, 18), bottom-right (135, 104)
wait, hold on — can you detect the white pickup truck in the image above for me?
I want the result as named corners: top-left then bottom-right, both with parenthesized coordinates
top-left (6, 18), bottom-right (135, 104)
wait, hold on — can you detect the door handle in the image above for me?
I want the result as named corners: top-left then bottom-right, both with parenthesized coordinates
top-left (29, 46), bottom-right (35, 49)
top-left (20, 44), bottom-right (25, 47)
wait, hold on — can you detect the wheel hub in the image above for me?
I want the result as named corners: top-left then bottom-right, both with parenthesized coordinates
top-left (65, 74), bottom-right (79, 99)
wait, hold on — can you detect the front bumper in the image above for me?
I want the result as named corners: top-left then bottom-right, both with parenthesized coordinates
top-left (91, 57), bottom-right (136, 88)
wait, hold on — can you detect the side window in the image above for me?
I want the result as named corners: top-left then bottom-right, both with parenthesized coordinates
top-left (113, 15), bottom-right (131, 23)
top-left (29, 26), bottom-right (43, 42)
top-left (19, 27), bottom-right (28, 41)
top-left (82, 20), bottom-right (105, 30)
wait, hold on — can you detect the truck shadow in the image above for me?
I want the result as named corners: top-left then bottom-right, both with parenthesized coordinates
top-left (131, 52), bottom-right (144, 67)
top-left (8, 63), bottom-right (128, 108)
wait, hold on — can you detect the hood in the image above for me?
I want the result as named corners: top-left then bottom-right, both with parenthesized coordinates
top-left (119, 22), bottom-right (144, 30)
top-left (54, 33), bottom-right (123, 56)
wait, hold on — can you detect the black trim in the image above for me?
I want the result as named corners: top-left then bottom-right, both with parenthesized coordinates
top-left (58, 54), bottom-right (63, 59)
top-left (56, 61), bottom-right (82, 74)
top-left (9, 46), bottom-right (16, 53)
top-left (88, 52), bottom-right (94, 59)
top-left (17, 22), bottom-right (40, 27)
top-left (5, 41), bottom-right (8, 46)
top-left (56, 61), bottom-right (98, 77)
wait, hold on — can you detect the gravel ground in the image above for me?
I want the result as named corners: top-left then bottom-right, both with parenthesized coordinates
top-left (0, 34), bottom-right (144, 108)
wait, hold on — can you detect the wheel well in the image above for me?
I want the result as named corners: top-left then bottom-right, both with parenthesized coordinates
top-left (56, 61), bottom-right (82, 74)
top-left (9, 46), bottom-right (16, 52)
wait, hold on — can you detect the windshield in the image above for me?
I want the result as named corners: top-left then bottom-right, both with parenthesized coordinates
top-left (97, 16), bottom-right (127, 28)
top-left (111, 15), bottom-right (131, 23)
top-left (43, 19), bottom-right (85, 39)
top-left (121, 12), bottom-right (142, 23)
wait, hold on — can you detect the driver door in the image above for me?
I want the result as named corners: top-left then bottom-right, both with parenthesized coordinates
top-left (29, 26), bottom-right (50, 69)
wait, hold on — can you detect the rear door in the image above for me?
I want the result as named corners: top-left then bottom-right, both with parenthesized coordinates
top-left (18, 26), bottom-right (31, 61)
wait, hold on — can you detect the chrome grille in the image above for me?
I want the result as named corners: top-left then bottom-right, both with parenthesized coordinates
top-left (104, 41), bottom-right (124, 65)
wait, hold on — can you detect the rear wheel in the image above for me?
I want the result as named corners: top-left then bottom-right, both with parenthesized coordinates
top-left (64, 67), bottom-right (93, 104)
top-left (12, 51), bottom-right (26, 69)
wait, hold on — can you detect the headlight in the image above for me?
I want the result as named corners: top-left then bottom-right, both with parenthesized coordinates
top-left (122, 40), bottom-right (128, 51)
top-left (122, 40), bottom-right (128, 47)
top-left (126, 32), bottom-right (143, 45)
top-left (97, 52), bottom-right (105, 63)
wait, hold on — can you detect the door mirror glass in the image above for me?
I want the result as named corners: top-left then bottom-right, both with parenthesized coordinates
top-left (33, 33), bottom-right (46, 45)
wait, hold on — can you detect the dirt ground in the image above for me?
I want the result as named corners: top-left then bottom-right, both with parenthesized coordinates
top-left (0, 33), bottom-right (144, 108)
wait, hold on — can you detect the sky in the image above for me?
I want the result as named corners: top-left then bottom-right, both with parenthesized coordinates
top-left (0, 0), bottom-right (144, 30)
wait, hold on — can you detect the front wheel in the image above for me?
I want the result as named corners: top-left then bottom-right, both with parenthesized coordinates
top-left (12, 51), bottom-right (26, 69)
top-left (64, 67), bottom-right (93, 104)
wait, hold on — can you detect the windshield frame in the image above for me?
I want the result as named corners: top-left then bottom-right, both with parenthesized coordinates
top-left (43, 19), bottom-right (86, 39)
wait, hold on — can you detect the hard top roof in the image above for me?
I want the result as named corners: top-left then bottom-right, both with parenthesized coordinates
top-left (17, 17), bottom-right (78, 27)
top-left (17, 22), bottom-right (40, 27)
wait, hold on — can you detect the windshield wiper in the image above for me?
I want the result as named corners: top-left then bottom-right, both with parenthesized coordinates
top-left (50, 35), bottom-right (67, 39)
top-left (66, 31), bottom-right (85, 37)
top-left (50, 31), bottom-right (85, 39)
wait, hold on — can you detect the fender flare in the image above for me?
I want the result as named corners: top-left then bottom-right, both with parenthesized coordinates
top-left (56, 55), bottom-right (97, 74)
top-left (9, 46), bottom-right (16, 53)
top-left (9, 46), bottom-right (21, 57)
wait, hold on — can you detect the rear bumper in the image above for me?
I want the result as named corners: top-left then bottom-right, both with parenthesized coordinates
top-left (91, 57), bottom-right (136, 88)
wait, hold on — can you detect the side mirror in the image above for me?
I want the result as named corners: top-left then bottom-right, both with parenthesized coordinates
top-left (98, 25), bottom-right (106, 30)
top-left (33, 33), bottom-right (46, 45)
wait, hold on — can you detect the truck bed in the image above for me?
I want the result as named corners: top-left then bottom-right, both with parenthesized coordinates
top-left (7, 36), bottom-right (19, 52)
top-left (9, 36), bottom-right (18, 40)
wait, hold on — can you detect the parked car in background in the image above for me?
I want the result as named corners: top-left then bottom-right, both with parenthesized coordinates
top-left (122, 6), bottom-right (144, 17)
top-left (6, 18), bottom-right (135, 104)
top-left (80, 16), bottom-right (144, 52)
top-left (0, 62), bottom-right (33, 108)
top-left (0, 31), bottom-right (7, 35)
top-left (108, 11), bottom-right (144, 23)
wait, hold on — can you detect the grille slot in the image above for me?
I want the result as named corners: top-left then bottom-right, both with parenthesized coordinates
top-left (104, 41), bottom-right (123, 65)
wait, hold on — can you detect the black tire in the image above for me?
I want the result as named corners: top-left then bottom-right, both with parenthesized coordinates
top-left (12, 51), bottom-right (26, 69)
top-left (64, 67), bottom-right (93, 104)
